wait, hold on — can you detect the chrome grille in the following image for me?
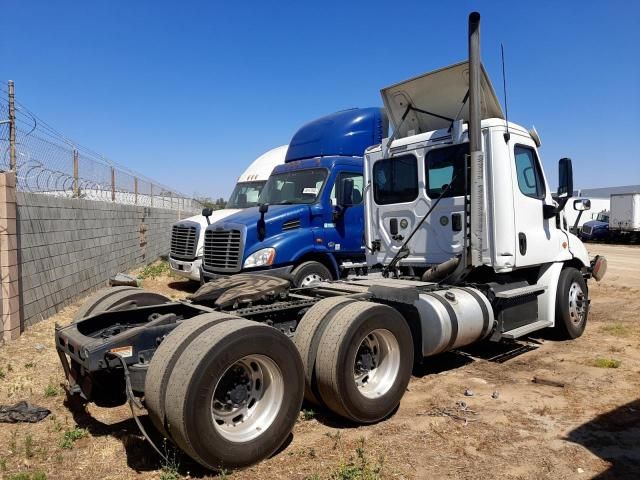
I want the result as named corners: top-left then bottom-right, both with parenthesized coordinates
top-left (581, 225), bottom-right (592, 236)
top-left (170, 224), bottom-right (199, 260)
top-left (203, 228), bottom-right (243, 272)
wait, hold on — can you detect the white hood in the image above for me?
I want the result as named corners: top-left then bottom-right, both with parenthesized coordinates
top-left (177, 209), bottom-right (243, 229)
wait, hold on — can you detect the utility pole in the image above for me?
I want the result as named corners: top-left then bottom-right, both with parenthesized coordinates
top-left (8, 81), bottom-right (16, 171)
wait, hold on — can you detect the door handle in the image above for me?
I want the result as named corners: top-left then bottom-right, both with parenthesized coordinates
top-left (518, 233), bottom-right (527, 255)
top-left (389, 218), bottom-right (398, 235)
top-left (452, 213), bottom-right (462, 232)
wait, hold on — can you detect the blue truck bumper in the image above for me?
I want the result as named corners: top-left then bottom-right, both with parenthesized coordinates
top-left (200, 265), bottom-right (294, 283)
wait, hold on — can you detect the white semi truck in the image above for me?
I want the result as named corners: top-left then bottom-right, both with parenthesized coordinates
top-left (56, 12), bottom-right (607, 472)
top-left (169, 145), bottom-right (287, 281)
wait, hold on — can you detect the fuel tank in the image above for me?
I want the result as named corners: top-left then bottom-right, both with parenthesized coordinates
top-left (414, 287), bottom-right (494, 356)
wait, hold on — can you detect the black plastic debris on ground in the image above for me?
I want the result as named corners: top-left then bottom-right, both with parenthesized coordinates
top-left (0, 401), bottom-right (51, 423)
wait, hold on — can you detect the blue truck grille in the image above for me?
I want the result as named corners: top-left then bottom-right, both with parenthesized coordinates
top-left (581, 225), bottom-right (593, 236)
top-left (170, 224), bottom-right (198, 260)
top-left (203, 229), bottom-right (243, 272)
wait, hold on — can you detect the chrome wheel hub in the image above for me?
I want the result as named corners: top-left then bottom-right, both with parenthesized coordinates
top-left (211, 354), bottom-right (283, 442)
top-left (568, 281), bottom-right (586, 325)
top-left (353, 329), bottom-right (400, 399)
top-left (300, 273), bottom-right (325, 287)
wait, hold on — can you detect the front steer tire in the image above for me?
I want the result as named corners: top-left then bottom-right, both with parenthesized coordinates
top-left (315, 301), bottom-right (414, 424)
top-left (555, 267), bottom-right (589, 339)
top-left (291, 261), bottom-right (332, 287)
top-left (163, 319), bottom-right (304, 470)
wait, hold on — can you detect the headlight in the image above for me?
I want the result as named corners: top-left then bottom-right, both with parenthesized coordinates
top-left (196, 245), bottom-right (204, 257)
top-left (243, 248), bottom-right (276, 268)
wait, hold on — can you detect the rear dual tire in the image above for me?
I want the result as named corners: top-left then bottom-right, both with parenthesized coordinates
top-left (295, 299), bottom-right (414, 423)
top-left (147, 317), bottom-right (304, 470)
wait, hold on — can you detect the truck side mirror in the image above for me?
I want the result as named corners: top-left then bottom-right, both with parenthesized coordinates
top-left (257, 203), bottom-right (269, 241)
top-left (202, 207), bottom-right (213, 225)
top-left (557, 158), bottom-right (573, 199)
top-left (337, 178), bottom-right (354, 207)
top-left (573, 199), bottom-right (591, 211)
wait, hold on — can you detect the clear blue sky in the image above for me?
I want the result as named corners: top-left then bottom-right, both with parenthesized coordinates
top-left (2, 1), bottom-right (639, 198)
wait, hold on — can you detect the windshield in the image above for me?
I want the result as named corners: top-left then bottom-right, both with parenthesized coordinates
top-left (597, 213), bottom-right (609, 223)
top-left (259, 168), bottom-right (327, 205)
top-left (226, 181), bottom-right (267, 209)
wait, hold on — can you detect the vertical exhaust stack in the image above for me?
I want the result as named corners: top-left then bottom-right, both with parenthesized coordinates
top-left (468, 11), bottom-right (484, 267)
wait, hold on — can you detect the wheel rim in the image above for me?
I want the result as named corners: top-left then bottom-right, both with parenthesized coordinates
top-left (353, 329), bottom-right (400, 399)
top-left (299, 273), bottom-right (326, 287)
top-left (211, 354), bottom-right (284, 442)
top-left (568, 281), bottom-right (587, 325)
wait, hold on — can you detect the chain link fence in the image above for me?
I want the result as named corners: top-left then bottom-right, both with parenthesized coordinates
top-left (0, 83), bottom-right (203, 212)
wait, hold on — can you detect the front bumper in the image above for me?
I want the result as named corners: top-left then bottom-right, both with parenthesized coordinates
top-left (169, 257), bottom-right (202, 282)
top-left (201, 264), bottom-right (294, 282)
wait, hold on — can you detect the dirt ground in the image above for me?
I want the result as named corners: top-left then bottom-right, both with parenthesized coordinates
top-left (0, 244), bottom-right (639, 480)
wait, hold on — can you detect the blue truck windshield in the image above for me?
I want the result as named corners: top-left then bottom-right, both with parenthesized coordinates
top-left (227, 181), bottom-right (266, 208)
top-left (259, 168), bottom-right (327, 205)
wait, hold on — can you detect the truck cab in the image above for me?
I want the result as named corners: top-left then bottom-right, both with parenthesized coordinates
top-left (201, 107), bottom-right (388, 286)
top-left (364, 60), bottom-right (599, 338)
top-left (580, 211), bottom-right (610, 241)
top-left (168, 145), bottom-right (287, 281)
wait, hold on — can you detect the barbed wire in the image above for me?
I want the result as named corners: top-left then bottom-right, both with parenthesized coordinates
top-left (0, 92), bottom-right (203, 212)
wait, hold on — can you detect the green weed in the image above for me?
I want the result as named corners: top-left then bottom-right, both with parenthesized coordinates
top-left (329, 437), bottom-right (384, 480)
top-left (325, 430), bottom-right (342, 450)
top-left (24, 435), bottom-right (34, 458)
top-left (59, 427), bottom-right (88, 449)
top-left (44, 383), bottom-right (61, 397)
top-left (138, 260), bottom-right (172, 280)
top-left (8, 472), bottom-right (46, 480)
top-left (592, 358), bottom-right (621, 368)
top-left (601, 323), bottom-right (630, 337)
top-left (300, 408), bottom-right (316, 421)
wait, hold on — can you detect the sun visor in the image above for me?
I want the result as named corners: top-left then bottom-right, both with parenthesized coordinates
top-left (381, 61), bottom-right (504, 138)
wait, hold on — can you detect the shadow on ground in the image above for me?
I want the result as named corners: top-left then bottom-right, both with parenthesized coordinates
top-left (566, 399), bottom-right (640, 480)
top-left (65, 396), bottom-right (227, 477)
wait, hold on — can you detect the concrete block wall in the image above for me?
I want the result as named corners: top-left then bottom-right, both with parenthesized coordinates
top-left (15, 192), bottom-right (188, 329)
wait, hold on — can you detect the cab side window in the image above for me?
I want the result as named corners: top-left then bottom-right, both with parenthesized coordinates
top-left (514, 145), bottom-right (545, 199)
top-left (331, 172), bottom-right (364, 205)
top-left (425, 144), bottom-right (467, 198)
top-left (373, 155), bottom-right (418, 205)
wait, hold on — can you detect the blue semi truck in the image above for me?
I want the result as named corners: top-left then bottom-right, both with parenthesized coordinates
top-left (200, 107), bottom-right (387, 286)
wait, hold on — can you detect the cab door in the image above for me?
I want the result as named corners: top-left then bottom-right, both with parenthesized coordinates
top-left (511, 140), bottom-right (557, 266)
top-left (328, 171), bottom-right (365, 255)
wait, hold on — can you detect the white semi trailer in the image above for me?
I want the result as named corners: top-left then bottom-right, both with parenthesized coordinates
top-left (56, 12), bottom-right (607, 471)
top-left (168, 145), bottom-right (287, 281)
top-left (609, 192), bottom-right (640, 240)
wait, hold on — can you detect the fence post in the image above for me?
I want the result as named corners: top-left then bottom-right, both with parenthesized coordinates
top-left (111, 167), bottom-right (116, 202)
top-left (150, 184), bottom-right (154, 207)
top-left (73, 149), bottom-right (79, 197)
top-left (134, 177), bottom-right (138, 205)
top-left (8, 81), bottom-right (16, 171)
